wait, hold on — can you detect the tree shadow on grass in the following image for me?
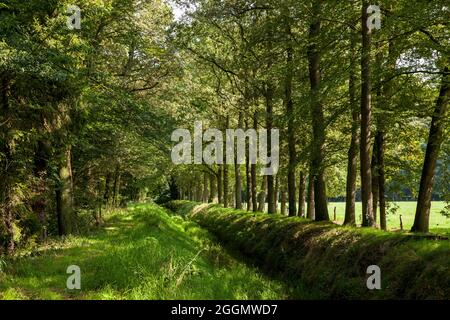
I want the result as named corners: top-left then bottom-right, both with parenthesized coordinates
top-left (1, 204), bottom-right (292, 300)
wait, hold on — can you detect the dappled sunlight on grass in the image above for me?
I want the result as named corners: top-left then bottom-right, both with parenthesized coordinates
top-left (0, 203), bottom-right (289, 300)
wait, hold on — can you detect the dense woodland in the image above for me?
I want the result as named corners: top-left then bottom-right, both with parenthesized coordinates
top-left (0, 0), bottom-right (449, 257)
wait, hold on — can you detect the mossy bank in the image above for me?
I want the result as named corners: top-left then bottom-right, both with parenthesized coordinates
top-left (165, 201), bottom-right (450, 299)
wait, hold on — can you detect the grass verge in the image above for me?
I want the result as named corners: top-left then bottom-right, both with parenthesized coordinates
top-left (0, 203), bottom-right (290, 300)
top-left (165, 200), bottom-right (450, 299)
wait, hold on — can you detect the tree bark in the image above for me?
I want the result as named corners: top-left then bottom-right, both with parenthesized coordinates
top-left (223, 160), bottom-right (229, 208)
top-left (251, 112), bottom-right (258, 212)
top-left (377, 131), bottom-right (387, 230)
top-left (281, 188), bottom-right (287, 215)
top-left (112, 165), bottom-right (121, 207)
top-left (308, 0), bottom-right (329, 221)
top-left (103, 172), bottom-right (112, 207)
top-left (371, 137), bottom-right (379, 223)
top-left (56, 147), bottom-right (75, 235)
top-left (32, 139), bottom-right (50, 239)
top-left (344, 28), bottom-right (359, 226)
top-left (298, 171), bottom-right (306, 217)
top-left (285, 21), bottom-right (297, 216)
top-left (274, 175), bottom-right (279, 213)
top-left (217, 165), bottom-right (223, 204)
top-left (245, 118), bottom-right (251, 211)
top-left (202, 172), bottom-right (209, 202)
top-left (360, 1), bottom-right (375, 227)
top-left (235, 113), bottom-right (243, 209)
top-left (257, 176), bottom-right (267, 212)
top-left (307, 173), bottom-right (315, 219)
top-left (411, 67), bottom-right (449, 232)
top-left (208, 173), bottom-right (216, 203)
top-left (265, 85), bottom-right (276, 214)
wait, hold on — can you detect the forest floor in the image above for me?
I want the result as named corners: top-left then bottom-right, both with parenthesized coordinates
top-left (0, 203), bottom-right (292, 300)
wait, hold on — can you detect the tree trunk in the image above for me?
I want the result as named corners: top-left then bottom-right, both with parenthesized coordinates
top-left (223, 116), bottom-right (229, 207)
top-left (245, 119), bottom-right (251, 210)
top-left (251, 112), bottom-right (258, 212)
top-left (411, 67), bottom-right (449, 233)
top-left (285, 21), bottom-right (297, 216)
top-left (188, 180), bottom-right (193, 201)
top-left (32, 139), bottom-right (50, 239)
top-left (103, 172), bottom-right (112, 207)
top-left (56, 147), bottom-right (75, 235)
top-left (360, 1), bottom-right (375, 227)
top-left (217, 165), bottom-right (223, 204)
top-left (281, 188), bottom-right (287, 215)
top-left (202, 172), bottom-right (209, 202)
top-left (265, 85), bottom-right (276, 214)
top-left (274, 175), bottom-right (279, 213)
top-left (223, 163), bottom-right (229, 208)
top-left (235, 113), bottom-right (243, 209)
top-left (308, 0), bottom-right (329, 221)
top-left (208, 173), bottom-right (216, 203)
top-left (257, 176), bottom-right (267, 212)
top-left (377, 131), bottom-right (387, 230)
top-left (371, 137), bottom-right (379, 223)
top-left (55, 187), bottom-right (65, 236)
top-left (112, 165), bottom-right (121, 207)
top-left (307, 173), bottom-right (315, 219)
top-left (298, 171), bottom-right (306, 217)
top-left (344, 28), bottom-right (359, 226)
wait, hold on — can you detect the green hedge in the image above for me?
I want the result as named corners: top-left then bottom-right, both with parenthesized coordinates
top-left (165, 201), bottom-right (450, 299)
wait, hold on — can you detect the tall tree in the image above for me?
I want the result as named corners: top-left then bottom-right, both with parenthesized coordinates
top-left (360, 1), bottom-right (375, 227)
top-left (344, 26), bottom-right (359, 226)
top-left (412, 66), bottom-right (449, 232)
top-left (307, 0), bottom-right (329, 221)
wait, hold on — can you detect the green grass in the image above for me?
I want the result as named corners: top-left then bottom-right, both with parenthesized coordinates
top-left (171, 201), bottom-right (450, 299)
top-left (327, 201), bottom-right (449, 235)
top-left (0, 203), bottom-right (290, 300)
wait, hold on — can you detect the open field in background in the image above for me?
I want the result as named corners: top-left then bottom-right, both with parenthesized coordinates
top-left (327, 201), bottom-right (449, 235)
top-left (257, 201), bottom-right (449, 235)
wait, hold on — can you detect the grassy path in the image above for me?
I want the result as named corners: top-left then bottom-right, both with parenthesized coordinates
top-left (0, 204), bottom-right (290, 300)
